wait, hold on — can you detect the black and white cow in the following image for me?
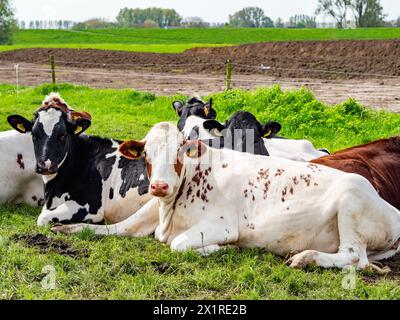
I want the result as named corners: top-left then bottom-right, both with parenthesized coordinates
top-left (0, 130), bottom-right (43, 206)
top-left (173, 97), bottom-right (217, 140)
top-left (181, 107), bottom-right (329, 161)
top-left (201, 111), bottom-right (281, 156)
top-left (7, 93), bottom-right (156, 226)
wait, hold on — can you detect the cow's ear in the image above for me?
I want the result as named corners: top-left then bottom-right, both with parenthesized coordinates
top-left (203, 120), bottom-right (224, 137)
top-left (69, 111), bottom-right (92, 135)
top-left (119, 140), bottom-right (145, 160)
top-left (173, 101), bottom-right (184, 116)
top-left (7, 115), bottom-right (33, 133)
top-left (262, 121), bottom-right (282, 138)
top-left (204, 98), bottom-right (214, 118)
top-left (181, 140), bottom-right (207, 159)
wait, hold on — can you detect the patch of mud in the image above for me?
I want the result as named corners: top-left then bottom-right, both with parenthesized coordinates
top-left (1, 40), bottom-right (400, 79)
top-left (12, 233), bottom-right (89, 258)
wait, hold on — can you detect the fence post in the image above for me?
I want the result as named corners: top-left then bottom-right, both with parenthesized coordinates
top-left (50, 54), bottom-right (56, 85)
top-left (226, 59), bottom-right (232, 91)
top-left (14, 64), bottom-right (19, 99)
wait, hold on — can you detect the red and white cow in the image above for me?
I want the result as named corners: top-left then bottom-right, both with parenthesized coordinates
top-left (53, 122), bottom-right (400, 271)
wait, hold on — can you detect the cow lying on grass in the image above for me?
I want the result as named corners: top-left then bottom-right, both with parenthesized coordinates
top-left (174, 98), bottom-right (329, 161)
top-left (53, 122), bottom-right (400, 271)
top-left (8, 93), bottom-right (157, 226)
top-left (0, 130), bottom-right (43, 206)
top-left (311, 137), bottom-right (400, 210)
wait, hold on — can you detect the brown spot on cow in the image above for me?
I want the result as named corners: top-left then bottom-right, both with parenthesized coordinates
top-left (222, 163), bottom-right (228, 168)
top-left (196, 190), bottom-right (201, 198)
top-left (17, 154), bottom-right (25, 170)
top-left (32, 196), bottom-right (37, 202)
top-left (289, 186), bottom-right (294, 195)
top-left (206, 184), bottom-right (213, 191)
top-left (275, 169), bottom-right (285, 176)
top-left (220, 216), bottom-right (224, 219)
top-left (292, 176), bottom-right (299, 185)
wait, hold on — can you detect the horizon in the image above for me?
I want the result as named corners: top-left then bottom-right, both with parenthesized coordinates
top-left (11, 0), bottom-right (400, 24)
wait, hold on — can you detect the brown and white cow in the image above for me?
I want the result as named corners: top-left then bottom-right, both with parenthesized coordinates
top-left (311, 136), bottom-right (400, 210)
top-left (53, 122), bottom-right (400, 271)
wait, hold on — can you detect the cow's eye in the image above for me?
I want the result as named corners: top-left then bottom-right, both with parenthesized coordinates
top-left (59, 134), bottom-right (67, 141)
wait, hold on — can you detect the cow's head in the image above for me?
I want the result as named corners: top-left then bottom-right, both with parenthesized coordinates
top-left (201, 111), bottom-right (281, 156)
top-left (120, 122), bottom-right (205, 198)
top-left (173, 97), bottom-right (217, 132)
top-left (7, 93), bottom-right (91, 176)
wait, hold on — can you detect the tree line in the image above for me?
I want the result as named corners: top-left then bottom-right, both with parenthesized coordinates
top-left (2, 0), bottom-right (400, 44)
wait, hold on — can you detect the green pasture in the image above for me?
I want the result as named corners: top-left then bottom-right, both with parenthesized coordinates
top-left (1, 27), bottom-right (400, 53)
top-left (0, 83), bottom-right (399, 299)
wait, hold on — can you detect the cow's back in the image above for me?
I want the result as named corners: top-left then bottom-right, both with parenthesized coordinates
top-left (0, 130), bottom-right (43, 206)
top-left (311, 137), bottom-right (400, 209)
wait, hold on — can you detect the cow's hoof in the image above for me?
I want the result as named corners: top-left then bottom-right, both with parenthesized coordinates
top-left (287, 250), bottom-right (317, 269)
top-left (51, 225), bottom-right (72, 234)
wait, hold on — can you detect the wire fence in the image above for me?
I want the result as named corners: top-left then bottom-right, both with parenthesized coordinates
top-left (0, 57), bottom-right (399, 108)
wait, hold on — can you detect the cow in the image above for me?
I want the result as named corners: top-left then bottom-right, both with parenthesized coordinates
top-left (0, 130), bottom-right (43, 206)
top-left (7, 93), bottom-right (157, 226)
top-left (311, 136), bottom-right (400, 210)
top-left (174, 100), bottom-right (329, 161)
top-left (173, 97), bottom-right (217, 140)
top-left (53, 122), bottom-right (400, 272)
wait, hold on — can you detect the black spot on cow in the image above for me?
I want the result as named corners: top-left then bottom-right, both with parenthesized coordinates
top-left (32, 196), bottom-right (38, 202)
top-left (109, 187), bottom-right (114, 200)
top-left (119, 156), bottom-right (149, 197)
top-left (17, 153), bottom-right (25, 170)
top-left (52, 217), bottom-right (59, 223)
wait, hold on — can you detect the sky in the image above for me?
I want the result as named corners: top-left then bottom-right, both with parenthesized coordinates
top-left (11, 0), bottom-right (400, 23)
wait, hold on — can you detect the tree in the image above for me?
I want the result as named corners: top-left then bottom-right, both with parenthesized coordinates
top-left (142, 19), bottom-right (159, 28)
top-left (396, 16), bottom-right (400, 27)
top-left (350, 0), bottom-right (385, 27)
top-left (288, 15), bottom-right (317, 28)
top-left (275, 18), bottom-right (285, 28)
top-left (182, 16), bottom-right (209, 28)
top-left (116, 7), bottom-right (182, 28)
top-left (0, 0), bottom-right (16, 44)
top-left (316, 0), bottom-right (351, 28)
top-left (229, 7), bottom-right (274, 28)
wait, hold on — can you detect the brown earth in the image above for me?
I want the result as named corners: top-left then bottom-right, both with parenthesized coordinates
top-left (1, 40), bottom-right (400, 79)
top-left (12, 233), bottom-right (89, 258)
top-left (1, 40), bottom-right (400, 111)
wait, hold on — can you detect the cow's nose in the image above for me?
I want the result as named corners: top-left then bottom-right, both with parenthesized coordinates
top-left (150, 182), bottom-right (169, 197)
top-left (36, 161), bottom-right (57, 175)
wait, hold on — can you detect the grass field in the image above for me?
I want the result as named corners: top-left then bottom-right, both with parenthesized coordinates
top-left (0, 82), bottom-right (400, 299)
top-left (1, 27), bottom-right (400, 53)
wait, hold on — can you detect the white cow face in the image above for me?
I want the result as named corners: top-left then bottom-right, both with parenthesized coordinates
top-left (120, 122), bottom-right (205, 198)
top-left (8, 107), bottom-right (91, 176)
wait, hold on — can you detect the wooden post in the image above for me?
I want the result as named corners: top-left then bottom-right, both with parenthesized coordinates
top-left (226, 59), bottom-right (232, 91)
top-left (50, 54), bottom-right (56, 85)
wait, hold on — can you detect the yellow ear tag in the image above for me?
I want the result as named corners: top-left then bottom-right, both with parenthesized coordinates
top-left (204, 107), bottom-right (209, 116)
top-left (212, 129), bottom-right (223, 137)
top-left (17, 123), bottom-right (26, 133)
top-left (264, 129), bottom-right (272, 138)
top-left (74, 126), bottom-right (83, 134)
top-left (186, 146), bottom-right (197, 158)
top-left (129, 149), bottom-right (138, 157)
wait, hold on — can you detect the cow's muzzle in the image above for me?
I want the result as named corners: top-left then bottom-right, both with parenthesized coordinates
top-left (36, 162), bottom-right (58, 175)
top-left (150, 182), bottom-right (169, 197)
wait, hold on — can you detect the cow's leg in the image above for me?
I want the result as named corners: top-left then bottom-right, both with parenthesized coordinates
top-left (37, 204), bottom-right (94, 227)
top-left (51, 198), bottom-right (159, 237)
top-left (288, 190), bottom-right (376, 270)
top-left (170, 221), bottom-right (238, 255)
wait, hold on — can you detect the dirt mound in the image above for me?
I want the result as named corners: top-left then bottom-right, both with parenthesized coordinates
top-left (1, 40), bottom-right (400, 80)
top-left (12, 233), bottom-right (89, 258)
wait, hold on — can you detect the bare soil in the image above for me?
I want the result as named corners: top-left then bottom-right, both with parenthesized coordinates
top-left (12, 233), bottom-right (89, 258)
top-left (1, 40), bottom-right (400, 111)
